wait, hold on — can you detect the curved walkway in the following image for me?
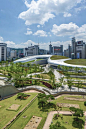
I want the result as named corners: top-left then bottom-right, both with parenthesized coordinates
top-left (43, 111), bottom-right (86, 129)
top-left (17, 85), bottom-right (86, 95)
top-left (48, 58), bottom-right (86, 68)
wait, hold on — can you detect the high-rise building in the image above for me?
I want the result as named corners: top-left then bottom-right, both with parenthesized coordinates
top-left (24, 45), bottom-right (39, 56)
top-left (0, 43), bottom-right (7, 61)
top-left (71, 37), bottom-right (86, 59)
top-left (49, 41), bottom-right (53, 54)
top-left (53, 45), bottom-right (63, 55)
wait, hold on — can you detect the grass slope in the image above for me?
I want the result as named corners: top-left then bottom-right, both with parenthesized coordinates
top-left (50, 55), bottom-right (68, 60)
top-left (64, 59), bottom-right (86, 66)
top-left (0, 93), bottom-right (37, 129)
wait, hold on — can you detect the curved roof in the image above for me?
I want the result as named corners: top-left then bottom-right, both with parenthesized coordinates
top-left (14, 55), bottom-right (52, 63)
top-left (48, 58), bottom-right (86, 68)
top-left (14, 55), bottom-right (86, 68)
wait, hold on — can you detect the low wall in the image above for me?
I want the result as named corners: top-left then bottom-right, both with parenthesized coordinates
top-left (70, 75), bottom-right (86, 78)
top-left (53, 91), bottom-right (86, 97)
top-left (0, 85), bottom-right (18, 98)
top-left (19, 87), bottom-right (45, 94)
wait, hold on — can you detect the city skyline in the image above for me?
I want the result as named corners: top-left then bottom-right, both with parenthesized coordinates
top-left (0, 0), bottom-right (86, 50)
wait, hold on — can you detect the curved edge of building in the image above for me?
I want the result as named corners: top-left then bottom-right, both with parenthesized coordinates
top-left (14, 55), bottom-right (86, 68)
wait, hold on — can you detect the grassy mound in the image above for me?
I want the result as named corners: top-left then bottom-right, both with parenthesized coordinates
top-left (64, 59), bottom-right (86, 66)
top-left (50, 55), bottom-right (68, 60)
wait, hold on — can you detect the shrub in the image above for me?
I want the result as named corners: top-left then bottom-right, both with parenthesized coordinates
top-left (84, 101), bottom-right (86, 106)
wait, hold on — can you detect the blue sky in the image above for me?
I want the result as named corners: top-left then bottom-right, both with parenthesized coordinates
top-left (0, 0), bottom-right (86, 50)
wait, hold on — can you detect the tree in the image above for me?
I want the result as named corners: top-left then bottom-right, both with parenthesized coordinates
top-left (56, 83), bottom-right (61, 92)
top-left (49, 121), bottom-right (66, 129)
top-left (38, 93), bottom-right (55, 109)
top-left (46, 94), bottom-right (55, 103)
top-left (59, 77), bottom-right (64, 87)
top-left (77, 80), bottom-right (82, 92)
top-left (67, 79), bottom-right (73, 91)
top-left (69, 107), bottom-right (83, 119)
top-left (57, 65), bottom-right (61, 71)
top-left (84, 101), bottom-right (86, 106)
top-left (38, 98), bottom-right (47, 108)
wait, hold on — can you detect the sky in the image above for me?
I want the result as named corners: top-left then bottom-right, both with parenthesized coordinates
top-left (0, 0), bottom-right (86, 50)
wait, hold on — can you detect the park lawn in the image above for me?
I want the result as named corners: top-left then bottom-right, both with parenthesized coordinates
top-left (7, 98), bottom-right (49, 129)
top-left (0, 93), bottom-right (37, 129)
top-left (22, 60), bottom-right (35, 64)
top-left (40, 73), bottom-right (50, 79)
top-left (50, 55), bottom-right (68, 60)
top-left (64, 59), bottom-right (86, 66)
top-left (51, 115), bottom-right (85, 129)
top-left (33, 73), bottom-right (50, 79)
top-left (6, 95), bottom-right (86, 129)
top-left (0, 66), bottom-right (42, 77)
top-left (52, 95), bottom-right (86, 111)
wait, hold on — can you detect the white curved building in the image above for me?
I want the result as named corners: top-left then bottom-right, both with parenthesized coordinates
top-left (14, 55), bottom-right (86, 68)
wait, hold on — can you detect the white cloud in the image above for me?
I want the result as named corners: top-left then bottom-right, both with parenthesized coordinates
top-left (25, 28), bottom-right (33, 35)
top-left (51, 22), bottom-right (79, 36)
top-left (37, 25), bottom-right (40, 28)
top-left (51, 22), bottom-right (86, 41)
top-left (25, 31), bottom-right (32, 35)
top-left (75, 5), bottom-right (86, 13)
top-left (63, 12), bottom-right (72, 17)
top-left (0, 36), bottom-right (3, 42)
top-left (18, 0), bottom-right (82, 25)
top-left (33, 30), bottom-right (47, 37)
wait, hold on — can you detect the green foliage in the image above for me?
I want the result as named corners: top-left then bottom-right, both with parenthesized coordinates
top-left (84, 101), bottom-right (86, 106)
top-left (72, 118), bottom-right (85, 128)
top-left (67, 79), bottom-right (73, 90)
top-left (54, 114), bottom-right (58, 120)
top-left (17, 93), bottom-right (28, 100)
top-left (69, 107), bottom-right (83, 118)
top-left (64, 59), bottom-right (86, 66)
top-left (50, 55), bottom-right (68, 60)
top-left (50, 121), bottom-right (66, 129)
top-left (37, 93), bottom-right (55, 109)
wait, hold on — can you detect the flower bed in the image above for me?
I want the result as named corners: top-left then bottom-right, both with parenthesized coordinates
top-left (40, 81), bottom-right (52, 88)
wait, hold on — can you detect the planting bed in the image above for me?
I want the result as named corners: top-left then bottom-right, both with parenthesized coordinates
top-left (57, 103), bottom-right (79, 108)
top-left (7, 104), bottom-right (20, 111)
top-left (64, 97), bottom-right (86, 102)
top-left (24, 116), bottom-right (42, 129)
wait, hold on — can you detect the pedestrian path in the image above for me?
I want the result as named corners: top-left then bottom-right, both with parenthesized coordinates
top-left (43, 111), bottom-right (86, 129)
top-left (43, 111), bottom-right (73, 129)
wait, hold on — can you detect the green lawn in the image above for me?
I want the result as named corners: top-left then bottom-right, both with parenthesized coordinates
top-left (50, 55), bottom-right (68, 60)
top-left (52, 95), bottom-right (86, 111)
top-left (51, 115), bottom-right (85, 129)
top-left (22, 60), bottom-right (35, 64)
top-left (5, 95), bottom-right (86, 129)
top-left (33, 73), bottom-right (50, 79)
top-left (0, 93), bottom-right (37, 129)
top-left (64, 59), bottom-right (86, 66)
top-left (1, 94), bottom-right (86, 129)
top-left (7, 98), bottom-right (48, 129)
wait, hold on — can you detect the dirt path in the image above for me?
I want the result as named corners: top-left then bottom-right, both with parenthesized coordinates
top-left (22, 90), bottom-right (41, 93)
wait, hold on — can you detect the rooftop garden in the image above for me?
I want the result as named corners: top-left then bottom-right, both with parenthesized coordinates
top-left (50, 55), bottom-right (68, 60)
top-left (64, 59), bottom-right (86, 66)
